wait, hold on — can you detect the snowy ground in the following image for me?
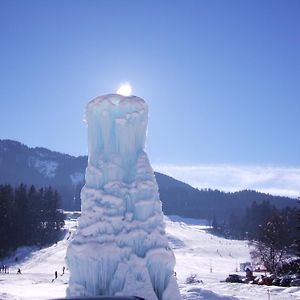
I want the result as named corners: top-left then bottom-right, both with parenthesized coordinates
top-left (0, 215), bottom-right (299, 300)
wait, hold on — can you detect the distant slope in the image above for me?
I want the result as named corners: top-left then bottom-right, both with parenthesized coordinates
top-left (0, 139), bottom-right (297, 219)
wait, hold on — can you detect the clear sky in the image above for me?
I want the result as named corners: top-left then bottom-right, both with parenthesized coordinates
top-left (1, 0), bottom-right (299, 171)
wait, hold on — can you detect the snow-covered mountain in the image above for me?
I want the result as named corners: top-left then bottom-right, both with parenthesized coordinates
top-left (0, 139), bottom-right (87, 209)
top-left (0, 139), bottom-right (192, 210)
top-left (0, 139), bottom-right (86, 185)
top-left (0, 214), bottom-right (299, 300)
top-left (0, 139), bottom-right (297, 217)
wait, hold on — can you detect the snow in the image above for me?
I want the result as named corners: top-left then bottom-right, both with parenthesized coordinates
top-left (1, 215), bottom-right (299, 300)
top-left (69, 172), bottom-right (84, 185)
top-left (165, 216), bottom-right (300, 300)
top-left (29, 157), bottom-right (58, 178)
top-left (66, 94), bottom-right (180, 299)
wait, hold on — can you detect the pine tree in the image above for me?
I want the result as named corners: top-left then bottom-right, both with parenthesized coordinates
top-left (0, 185), bottom-right (14, 256)
top-left (14, 184), bottom-right (29, 246)
top-left (0, 184), bottom-right (65, 258)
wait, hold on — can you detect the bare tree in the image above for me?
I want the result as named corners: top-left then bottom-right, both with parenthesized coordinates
top-left (249, 213), bottom-right (290, 274)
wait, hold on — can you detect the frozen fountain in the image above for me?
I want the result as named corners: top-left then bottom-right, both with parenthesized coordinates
top-left (66, 94), bottom-right (181, 300)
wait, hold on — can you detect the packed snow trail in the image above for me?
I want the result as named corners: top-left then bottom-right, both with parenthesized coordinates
top-left (0, 215), bottom-right (300, 299)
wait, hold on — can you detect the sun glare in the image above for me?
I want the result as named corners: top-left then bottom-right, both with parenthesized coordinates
top-left (116, 83), bottom-right (132, 96)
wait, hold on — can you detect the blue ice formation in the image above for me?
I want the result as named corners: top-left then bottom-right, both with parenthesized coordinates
top-left (66, 94), bottom-right (181, 300)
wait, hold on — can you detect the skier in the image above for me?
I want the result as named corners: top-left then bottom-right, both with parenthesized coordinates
top-left (17, 268), bottom-right (21, 274)
top-left (62, 266), bottom-right (65, 275)
top-left (55, 271), bottom-right (58, 279)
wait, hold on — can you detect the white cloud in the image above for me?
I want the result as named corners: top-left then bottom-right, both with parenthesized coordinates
top-left (153, 164), bottom-right (300, 198)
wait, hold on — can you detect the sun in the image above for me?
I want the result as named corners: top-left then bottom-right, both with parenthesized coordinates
top-left (116, 83), bottom-right (132, 96)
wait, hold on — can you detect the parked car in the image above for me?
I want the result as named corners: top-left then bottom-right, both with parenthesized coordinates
top-left (255, 275), bottom-right (272, 286)
top-left (225, 274), bottom-right (242, 283)
top-left (280, 276), bottom-right (291, 287)
top-left (250, 276), bottom-right (261, 285)
top-left (290, 278), bottom-right (300, 286)
top-left (272, 278), bottom-right (281, 286)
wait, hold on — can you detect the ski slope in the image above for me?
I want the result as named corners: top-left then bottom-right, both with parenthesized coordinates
top-left (0, 215), bottom-right (299, 300)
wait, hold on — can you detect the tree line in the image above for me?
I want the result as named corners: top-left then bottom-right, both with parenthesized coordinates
top-left (0, 184), bottom-right (65, 257)
top-left (212, 200), bottom-right (300, 274)
top-left (213, 200), bottom-right (297, 242)
top-left (160, 187), bottom-right (297, 222)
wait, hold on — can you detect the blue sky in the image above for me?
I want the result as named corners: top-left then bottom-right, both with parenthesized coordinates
top-left (1, 1), bottom-right (300, 193)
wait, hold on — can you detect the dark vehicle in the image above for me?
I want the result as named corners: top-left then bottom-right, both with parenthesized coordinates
top-left (272, 278), bottom-right (281, 286)
top-left (225, 274), bottom-right (242, 283)
top-left (280, 276), bottom-right (291, 287)
top-left (258, 276), bottom-right (272, 286)
top-left (290, 278), bottom-right (300, 286)
top-left (249, 276), bottom-right (260, 284)
top-left (242, 276), bottom-right (254, 284)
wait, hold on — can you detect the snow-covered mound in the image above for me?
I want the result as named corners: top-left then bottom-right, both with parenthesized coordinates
top-left (66, 94), bottom-right (180, 299)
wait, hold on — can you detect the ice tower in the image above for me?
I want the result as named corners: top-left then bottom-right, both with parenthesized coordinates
top-left (66, 94), bottom-right (181, 300)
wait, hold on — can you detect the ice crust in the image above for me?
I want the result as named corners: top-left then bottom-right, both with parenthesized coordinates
top-left (66, 94), bottom-right (181, 300)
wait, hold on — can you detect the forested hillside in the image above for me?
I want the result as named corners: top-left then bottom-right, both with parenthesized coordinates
top-left (0, 184), bottom-right (64, 257)
top-left (0, 139), bottom-right (297, 221)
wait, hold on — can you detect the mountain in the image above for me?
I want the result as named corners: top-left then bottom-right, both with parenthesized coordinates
top-left (0, 139), bottom-right (86, 209)
top-left (0, 139), bottom-right (192, 210)
top-left (0, 139), bottom-right (297, 219)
